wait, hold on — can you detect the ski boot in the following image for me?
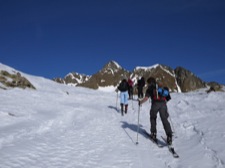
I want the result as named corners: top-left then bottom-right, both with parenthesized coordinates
top-left (167, 134), bottom-right (172, 145)
top-left (120, 104), bottom-right (124, 116)
top-left (150, 132), bottom-right (157, 141)
top-left (125, 105), bottom-right (128, 114)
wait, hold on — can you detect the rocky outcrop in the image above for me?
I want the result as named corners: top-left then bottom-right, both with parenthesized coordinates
top-left (174, 67), bottom-right (206, 92)
top-left (206, 81), bottom-right (223, 92)
top-left (0, 70), bottom-right (36, 90)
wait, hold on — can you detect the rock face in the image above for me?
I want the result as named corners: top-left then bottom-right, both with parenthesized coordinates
top-left (53, 60), bottom-right (224, 92)
top-left (174, 67), bottom-right (206, 92)
top-left (131, 64), bottom-right (179, 92)
top-left (0, 70), bottom-right (36, 90)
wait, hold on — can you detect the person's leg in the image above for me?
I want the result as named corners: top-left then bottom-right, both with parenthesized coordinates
top-left (150, 102), bottom-right (159, 135)
top-left (140, 87), bottom-right (144, 98)
top-left (128, 87), bottom-right (131, 99)
top-left (130, 87), bottom-right (133, 99)
top-left (159, 103), bottom-right (172, 144)
top-left (120, 92), bottom-right (125, 116)
top-left (124, 91), bottom-right (129, 113)
top-left (137, 87), bottom-right (140, 98)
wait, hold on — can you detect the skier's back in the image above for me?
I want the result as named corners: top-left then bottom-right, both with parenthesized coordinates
top-left (139, 77), bottom-right (173, 145)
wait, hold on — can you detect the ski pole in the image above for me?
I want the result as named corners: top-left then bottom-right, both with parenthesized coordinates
top-left (131, 88), bottom-right (134, 110)
top-left (116, 91), bottom-right (118, 110)
top-left (136, 105), bottom-right (141, 144)
top-left (132, 97), bottom-right (134, 110)
top-left (168, 110), bottom-right (177, 138)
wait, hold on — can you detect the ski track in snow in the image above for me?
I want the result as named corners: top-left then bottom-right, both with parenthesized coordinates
top-left (172, 92), bottom-right (225, 168)
top-left (0, 73), bottom-right (225, 168)
top-left (0, 87), bottom-right (180, 168)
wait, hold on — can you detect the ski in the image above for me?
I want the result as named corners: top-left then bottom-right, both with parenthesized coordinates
top-left (149, 136), bottom-right (164, 148)
top-left (143, 130), bottom-right (164, 148)
top-left (161, 136), bottom-right (179, 158)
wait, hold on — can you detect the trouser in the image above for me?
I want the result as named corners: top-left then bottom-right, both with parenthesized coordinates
top-left (128, 87), bottom-right (133, 99)
top-left (120, 104), bottom-right (128, 113)
top-left (120, 91), bottom-right (129, 104)
top-left (120, 91), bottom-right (128, 114)
top-left (150, 101), bottom-right (172, 136)
top-left (137, 87), bottom-right (143, 98)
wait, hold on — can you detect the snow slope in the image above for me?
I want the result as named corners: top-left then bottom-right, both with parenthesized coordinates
top-left (0, 64), bottom-right (225, 168)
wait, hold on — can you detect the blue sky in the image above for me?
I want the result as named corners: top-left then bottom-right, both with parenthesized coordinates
top-left (0, 0), bottom-right (225, 84)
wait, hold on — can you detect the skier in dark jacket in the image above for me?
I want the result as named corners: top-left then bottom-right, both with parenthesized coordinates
top-left (137, 77), bottom-right (145, 98)
top-left (128, 78), bottom-right (134, 99)
top-left (138, 77), bottom-right (173, 145)
top-left (117, 78), bottom-right (129, 116)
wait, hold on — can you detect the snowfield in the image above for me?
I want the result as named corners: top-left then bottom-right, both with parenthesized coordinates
top-left (0, 63), bottom-right (225, 168)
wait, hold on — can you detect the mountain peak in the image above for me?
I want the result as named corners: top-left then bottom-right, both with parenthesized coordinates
top-left (103, 60), bottom-right (122, 70)
top-left (99, 60), bottom-right (124, 75)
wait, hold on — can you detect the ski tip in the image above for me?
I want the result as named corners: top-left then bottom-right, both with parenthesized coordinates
top-left (174, 155), bottom-right (179, 158)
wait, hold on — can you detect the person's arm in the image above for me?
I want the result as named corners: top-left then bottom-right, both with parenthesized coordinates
top-left (166, 94), bottom-right (171, 101)
top-left (139, 96), bottom-right (148, 105)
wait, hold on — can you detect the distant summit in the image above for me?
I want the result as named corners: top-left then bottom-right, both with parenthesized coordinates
top-left (77, 61), bottom-right (130, 89)
top-left (53, 60), bottom-right (223, 92)
top-left (53, 72), bottom-right (90, 86)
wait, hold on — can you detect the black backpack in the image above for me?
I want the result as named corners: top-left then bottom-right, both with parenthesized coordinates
top-left (118, 80), bottom-right (128, 92)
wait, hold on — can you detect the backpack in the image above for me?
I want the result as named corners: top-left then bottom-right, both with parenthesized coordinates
top-left (128, 79), bottom-right (133, 87)
top-left (118, 80), bottom-right (128, 92)
top-left (157, 87), bottom-right (169, 97)
top-left (153, 84), bottom-right (169, 101)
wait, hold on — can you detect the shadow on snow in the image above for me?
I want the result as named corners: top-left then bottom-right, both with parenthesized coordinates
top-left (108, 105), bottom-right (120, 113)
top-left (120, 121), bottom-right (149, 144)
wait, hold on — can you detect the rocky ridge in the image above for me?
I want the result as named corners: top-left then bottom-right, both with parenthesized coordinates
top-left (53, 61), bottom-right (223, 92)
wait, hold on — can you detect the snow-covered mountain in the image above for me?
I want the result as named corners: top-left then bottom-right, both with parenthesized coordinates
top-left (0, 63), bottom-right (225, 168)
top-left (53, 61), bottom-right (223, 92)
top-left (54, 72), bottom-right (90, 86)
top-left (54, 60), bottom-right (129, 89)
top-left (77, 61), bottom-right (130, 89)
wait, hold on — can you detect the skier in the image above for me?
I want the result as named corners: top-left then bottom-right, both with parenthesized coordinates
top-left (137, 77), bottom-right (145, 98)
top-left (116, 78), bottom-right (129, 116)
top-left (128, 78), bottom-right (134, 99)
top-left (138, 77), bottom-right (173, 145)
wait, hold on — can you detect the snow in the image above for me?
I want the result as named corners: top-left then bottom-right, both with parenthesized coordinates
top-left (111, 61), bottom-right (122, 69)
top-left (1, 64), bottom-right (225, 168)
top-left (134, 64), bottom-right (159, 71)
top-left (98, 86), bottom-right (116, 92)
